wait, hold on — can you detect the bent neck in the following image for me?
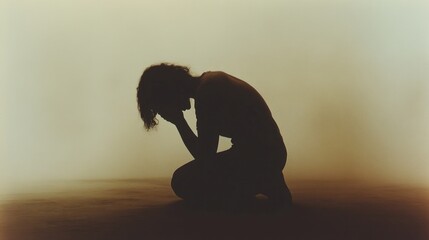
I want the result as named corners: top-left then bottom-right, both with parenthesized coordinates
top-left (185, 76), bottom-right (202, 99)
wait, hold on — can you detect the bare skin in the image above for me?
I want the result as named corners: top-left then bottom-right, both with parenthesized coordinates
top-left (156, 71), bottom-right (291, 208)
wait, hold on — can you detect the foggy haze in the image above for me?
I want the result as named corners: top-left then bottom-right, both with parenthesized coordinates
top-left (1, 0), bottom-right (428, 190)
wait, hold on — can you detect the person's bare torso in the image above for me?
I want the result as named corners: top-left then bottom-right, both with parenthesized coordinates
top-left (195, 71), bottom-right (285, 153)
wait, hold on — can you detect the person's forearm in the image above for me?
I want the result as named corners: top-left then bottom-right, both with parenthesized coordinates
top-left (175, 118), bottom-right (198, 159)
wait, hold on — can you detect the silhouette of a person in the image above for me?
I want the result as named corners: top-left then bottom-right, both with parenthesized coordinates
top-left (137, 63), bottom-right (292, 209)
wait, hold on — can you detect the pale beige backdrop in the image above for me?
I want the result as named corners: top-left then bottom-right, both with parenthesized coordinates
top-left (1, 0), bottom-right (428, 190)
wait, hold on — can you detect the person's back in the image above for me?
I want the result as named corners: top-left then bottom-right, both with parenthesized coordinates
top-left (196, 71), bottom-right (287, 163)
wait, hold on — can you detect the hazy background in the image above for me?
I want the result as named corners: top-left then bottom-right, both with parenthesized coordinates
top-left (1, 0), bottom-right (428, 190)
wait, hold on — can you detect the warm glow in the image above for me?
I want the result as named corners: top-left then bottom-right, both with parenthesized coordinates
top-left (1, 0), bottom-right (428, 190)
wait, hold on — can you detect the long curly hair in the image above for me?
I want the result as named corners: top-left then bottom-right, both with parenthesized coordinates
top-left (137, 63), bottom-right (192, 130)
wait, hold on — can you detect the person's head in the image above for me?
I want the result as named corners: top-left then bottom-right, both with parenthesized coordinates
top-left (137, 63), bottom-right (193, 130)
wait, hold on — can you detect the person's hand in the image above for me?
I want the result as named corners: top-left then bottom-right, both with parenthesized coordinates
top-left (158, 108), bottom-right (185, 125)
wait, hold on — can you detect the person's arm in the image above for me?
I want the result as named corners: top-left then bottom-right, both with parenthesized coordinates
top-left (195, 120), bottom-right (219, 161)
top-left (156, 109), bottom-right (199, 158)
top-left (174, 117), bottom-right (199, 159)
top-left (194, 98), bottom-right (219, 161)
top-left (173, 114), bottom-right (219, 160)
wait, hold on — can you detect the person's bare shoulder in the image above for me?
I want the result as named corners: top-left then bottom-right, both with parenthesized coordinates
top-left (196, 71), bottom-right (229, 98)
top-left (200, 71), bottom-right (229, 82)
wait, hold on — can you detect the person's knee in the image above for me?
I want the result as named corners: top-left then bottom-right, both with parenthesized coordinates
top-left (171, 163), bottom-right (195, 199)
top-left (171, 168), bottom-right (184, 198)
top-left (172, 160), bottom-right (205, 200)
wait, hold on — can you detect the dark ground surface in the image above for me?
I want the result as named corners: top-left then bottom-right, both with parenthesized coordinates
top-left (1, 178), bottom-right (428, 240)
